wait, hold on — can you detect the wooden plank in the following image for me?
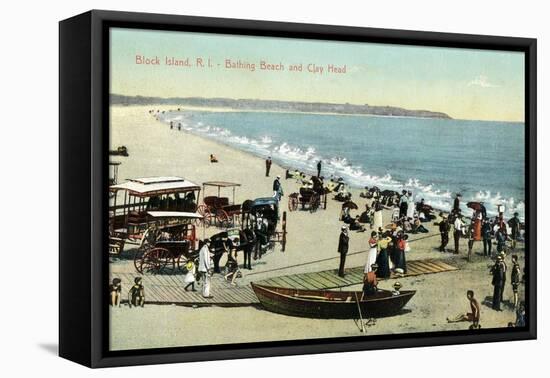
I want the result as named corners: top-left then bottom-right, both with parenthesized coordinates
top-left (308, 273), bottom-right (340, 288)
top-left (422, 261), bottom-right (448, 272)
top-left (317, 271), bottom-right (347, 287)
top-left (279, 275), bottom-right (310, 289)
top-left (286, 275), bottom-right (321, 289)
top-left (301, 273), bottom-right (331, 289)
top-left (266, 277), bottom-right (295, 288)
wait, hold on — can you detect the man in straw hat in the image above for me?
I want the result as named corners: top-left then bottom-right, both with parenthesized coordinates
top-left (337, 225), bottom-right (349, 277)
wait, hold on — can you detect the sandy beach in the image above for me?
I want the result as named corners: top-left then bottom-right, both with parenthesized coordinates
top-left (109, 105), bottom-right (525, 351)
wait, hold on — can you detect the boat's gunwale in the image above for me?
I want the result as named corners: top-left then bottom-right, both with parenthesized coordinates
top-left (251, 282), bottom-right (416, 305)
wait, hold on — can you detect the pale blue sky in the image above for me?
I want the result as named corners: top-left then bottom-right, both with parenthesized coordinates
top-left (110, 27), bottom-right (525, 121)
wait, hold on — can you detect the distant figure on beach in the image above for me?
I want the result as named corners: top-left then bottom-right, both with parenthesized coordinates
top-left (317, 160), bottom-right (322, 177)
top-left (198, 239), bottom-right (213, 298)
top-left (265, 156), bottom-right (272, 177)
top-left (361, 264), bottom-right (379, 299)
top-left (128, 277), bottom-right (145, 308)
top-left (337, 226), bottom-right (349, 277)
top-left (453, 212), bottom-right (464, 254)
top-left (511, 255), bottom-right (521, 308)
top-left (399, 190), bottom-right (408, 218)
top-left (490, 255), bottom-right (505, 311)
top-left (273, 175), bottom-right (283, 201)
top-left (453, 193), bottom-right (461, 214)
top-left (439, 214), bottom-right (450, 252)
top-left (109, 278), bottom-right (122, 307)
top-left (210, 154), bottom-right (218, 163)
top-left (508, 212), bottom-right (521, 250)
top-left (482, 218), bottom-right (493, 257)
top-left (364, 232), bottom-right (378, 273)
top-left (446, 290), bottom-right (481, 329)
top-left (183, 261), bottom-right (197, 292)
top-left (350, 215), bottom-right (366, 232)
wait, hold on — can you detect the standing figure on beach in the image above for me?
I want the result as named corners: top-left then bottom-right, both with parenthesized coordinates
top-left (439, 214), bottom-right (450, 252)
top-left (337, 226), bottom-right (349, 277)
top-left (453, 212), bottom-right (464, 254)
top-left (511, 255), bottom-right (521, 308)
top-left (273, 175), bottom-right (283, 201)
top-left (453, 193), bottom-right (461, 214)
top-left (399, 190), bottom-right (408, 218)
top-left (364, 232), bottom-right (378, 273)
top-left (508, 212), bottom-right (521, 250)
top-left (317, 160), bottom-right (322, 177)
top-left (490, 255), bottom-right (504, 311)
top-left (373, 200), bottom-right (383, 231)
top-left (265, 156), bottom-right (272, 177)
top-left (242, 227), bottom-right (256, 270)
top-left (482, 218), bottom-right (493, 257)
top-left (376, 231), bottom-right (392, 279)
top-left (406, 191), bottom-right (415, 219)
top-left (498, 252), bottom-right (507, 303)
top-left (198, 239), bottom-right (213, 299)
top-left (446, 290), bottom-right (481, 329)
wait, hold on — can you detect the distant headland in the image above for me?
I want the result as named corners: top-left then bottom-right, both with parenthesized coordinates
top-left (110, 94), bottom-right (452, 119)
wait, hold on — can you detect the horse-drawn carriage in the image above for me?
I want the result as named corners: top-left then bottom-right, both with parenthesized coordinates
top-left (134, 211), bottom-right (202, 274)
top-left (242, 197), bottom-right (287, 252)
top-left (109, 177), bottom-right (203, 273)
top-left (197, 181), bottom-right (242, 228)
top-left (288, 177), bottom-right (327, 212)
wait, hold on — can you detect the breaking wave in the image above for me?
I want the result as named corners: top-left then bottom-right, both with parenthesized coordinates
top-left (157, 111), bottom-right (525, 219)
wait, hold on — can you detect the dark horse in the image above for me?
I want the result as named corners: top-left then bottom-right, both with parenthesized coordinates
top-left (210, 228), bottom-right (257, 273)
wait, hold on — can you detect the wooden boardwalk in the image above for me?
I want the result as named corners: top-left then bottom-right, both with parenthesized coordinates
top-left (110, 259), bottom-right (458, 306)
top-left (112, 272), bottom-right (259, 306)
top-left (256, 259), bottom-right (459, 290)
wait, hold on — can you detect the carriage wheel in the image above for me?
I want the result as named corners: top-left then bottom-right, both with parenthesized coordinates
top-left (309, 194), bottom-right (320, 213)
top-left (140, 247), bottom-right (170, 274)
top-left (216, 209), bottom-right (231, 228)
top-left (288, 196), bottom-right (299, 211)
top-left (197, 205), bottom-right (212, 228)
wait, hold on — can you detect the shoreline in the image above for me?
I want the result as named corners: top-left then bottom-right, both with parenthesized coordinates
top-left (154, 106), bottom-right (526, 221)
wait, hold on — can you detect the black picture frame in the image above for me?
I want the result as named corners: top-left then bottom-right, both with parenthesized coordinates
top-left (59, 9), bottom-right (537, 368)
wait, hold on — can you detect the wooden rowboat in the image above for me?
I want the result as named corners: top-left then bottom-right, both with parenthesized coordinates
top-left (251, 283), bottom-right (415, 319)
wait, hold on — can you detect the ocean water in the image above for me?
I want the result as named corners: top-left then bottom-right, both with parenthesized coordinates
top-left (157, 110), bottom-right (525, 219)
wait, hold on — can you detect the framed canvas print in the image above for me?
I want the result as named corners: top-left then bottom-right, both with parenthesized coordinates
top-left (59, 10), bottom-right (537, 368)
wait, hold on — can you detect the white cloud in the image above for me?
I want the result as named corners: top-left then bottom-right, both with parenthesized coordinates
top-left (467, 75), bottom-right (499, 88)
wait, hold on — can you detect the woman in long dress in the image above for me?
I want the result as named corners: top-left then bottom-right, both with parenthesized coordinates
top-left (473, 211), bottom-right (482, 241)
top-left (406, 192), bottom-right (415, 219)
top-left (376, 232), bottom-right (392, 278)
top-left (373, 200), bottom-right (383, 231)
top-left (364, 232), bottom-right (378, 273)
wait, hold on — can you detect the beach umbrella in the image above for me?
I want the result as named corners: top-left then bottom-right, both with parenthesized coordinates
top-left (466, 202), bottom-right (482, 211)
top-left (342, 201), bottom-right (358, 210)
